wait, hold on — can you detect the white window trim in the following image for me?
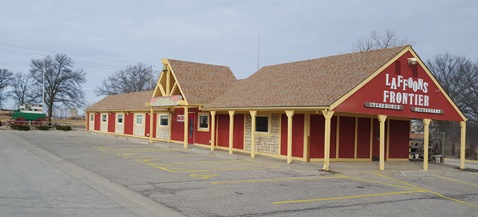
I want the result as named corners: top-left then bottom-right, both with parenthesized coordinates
top-left (101, 113), bottom-right (108, 123)
top-left (158, 113), bottom-right (169, 127)
top-left (90, 113), bottom-right (94, 121)
top-left (117, 113), bottom-right (124, 125)
top-left (255, 115), bottom-right (271, 135)
top-left (135, 113), bottom-right (144, 125)
top-left (197, 112), bottom-right (210, 132)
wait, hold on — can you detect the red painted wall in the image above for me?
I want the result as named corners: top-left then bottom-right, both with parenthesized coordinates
top-left (310, 114), bottom-right (325, 158)
top-left (153, 113), bottom-right (157, 138)
top-left (338, 116), bottom-right (355, 158)
top-left (94, 113), bottom-right (100, 131)
top-left (216, 114), bottom-right (229, 147)
top-left (356, 117), bottom-right (371, 158)
top-left (371, 119), bottom-right (388, 160)
top-left (233, 114), bottom-right (244, 149)
top-left (195, 114), bottom-right (212, 145)
top-left (335, 51), bottom-right (463, 121)
top-left (108, 113), bottom-right (115, 132)
top-left (124, 113), bottom-right (134, 135)
top-left (171, 108), bottom-right (184, 141)
top-left (330, 116), bottom-right (337, 158)
top-left (280, 114), bottom-right (305, 157)
top-left (145, 113), bottom-right (151, 137)
top-left (388, 120), bottom-right (410, 158)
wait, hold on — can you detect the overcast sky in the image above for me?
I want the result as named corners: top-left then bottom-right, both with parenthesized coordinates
top-left (1, 0), bottom-right (477, 111)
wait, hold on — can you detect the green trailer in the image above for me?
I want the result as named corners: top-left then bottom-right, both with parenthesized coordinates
top-left (12, 110), bottom-right (46, 121)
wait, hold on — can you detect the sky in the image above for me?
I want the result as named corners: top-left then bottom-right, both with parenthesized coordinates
top-left (1, 0), bottom-right (477, 113)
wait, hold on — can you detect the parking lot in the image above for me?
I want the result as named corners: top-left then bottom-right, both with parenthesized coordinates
top-left (3, 130), bottom-right (478, 217)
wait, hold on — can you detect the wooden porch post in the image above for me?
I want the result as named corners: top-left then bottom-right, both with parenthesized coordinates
top-left (378, 115), bottom-right (387, 171)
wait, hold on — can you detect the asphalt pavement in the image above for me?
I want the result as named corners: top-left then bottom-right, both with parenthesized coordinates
top-left (1, 129), bottom-right (477, 217)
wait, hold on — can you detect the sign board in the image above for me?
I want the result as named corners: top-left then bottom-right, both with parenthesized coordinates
top-left (334, 51), bottom-right (463, 121)
top-left (150, 95), bottom-right (182, 106)
top-left (177, 114), bottom-right (185, 122)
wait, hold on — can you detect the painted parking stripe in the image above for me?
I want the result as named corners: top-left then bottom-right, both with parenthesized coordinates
top-left (434, 175), bottom-right (478, 188)
top-left (211, 175), bottom-right (347, 185)
top-left (274, 190), bottom-right (426, 204)
top-left (375, 173), bottom-right (478, 209)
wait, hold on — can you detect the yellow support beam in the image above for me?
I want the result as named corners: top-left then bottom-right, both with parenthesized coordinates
top-left (460, 121), bottom-right (467, 169)
top-left (228, 111), bottom-right (235, 154)
top-left (210, 111), bottom-right (216, 151)
top-left (423, 119), bottom-right (431, 171)
top-left (322, 110), bottom-right (334, 171)
top-left (184, 106), bottom-right (188, 149)
top-left (285, 110), bottom-right (295, 164)
top-left (378, 115), bottom-right (387, 171)
top-left (250, 110), bottom-right (257, 158)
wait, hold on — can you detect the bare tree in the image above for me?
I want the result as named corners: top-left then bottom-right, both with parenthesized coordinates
top-left (427, 54), bottom-right (478, 158)
top-left (29, 54), bottom-right (86, 122)
top-left (353, 29), bottom-right (414, 52)
top-left (8, 72), bottom-right (32, 107)
top-left (0, 69), bottom-right (14, 107)
top-left (95, 63), bottom-right (158, 96)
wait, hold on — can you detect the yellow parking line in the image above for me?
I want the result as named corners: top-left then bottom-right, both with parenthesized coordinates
top-left (211, 175), bottom-right (347, 185)
top-left (345, 176), bottom-right (413, 190)
top-left (434, 175), bottom-right (478, 188)
top-left (170, 166), bottom-right (280, 173)
top-left (375, 173), bottom-right (478, 209)
top-left (145, 163), bottom-right (176, 172)
top-left (274, 190), bottom-right (425, 204)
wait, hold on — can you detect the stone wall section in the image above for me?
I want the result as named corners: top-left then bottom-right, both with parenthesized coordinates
top-left (156, 114), bottom-right (170, 140)
top-left (244, 114), bottom-right (280, 154)
top-left (133, 113), bottom-right (145, 137)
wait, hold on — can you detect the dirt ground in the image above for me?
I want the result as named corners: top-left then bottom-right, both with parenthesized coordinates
top-left (0, 114), bottom-right (86, 128)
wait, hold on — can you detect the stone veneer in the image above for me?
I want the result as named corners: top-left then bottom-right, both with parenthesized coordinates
top-left (156, 114), bottom-right (170, 140)
top-left (133, 113), bottom-right (145, 136)
top-left (244, 114), bottom-right (280, 154)
top-left (100, 113), bottom-right (108, 132)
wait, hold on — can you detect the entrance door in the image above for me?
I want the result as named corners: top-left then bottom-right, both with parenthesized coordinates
top-left (188, 113), bottom-right (195, 144)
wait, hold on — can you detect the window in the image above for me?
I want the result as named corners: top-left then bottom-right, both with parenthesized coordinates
top-left (101, 114), bottom-right (107, 123)
top-left (198, 113), bottom-right (209, 131)
top-left (117, 114), bottom-right (123, 124)
top-left (256, 116), bottom-right (269, 133)
top-left (159, 114), bottom-right (169, 126)
top-left (136, 114), bottom-right (143, 125)
top-left (90, 113), bottom-right (94, 121)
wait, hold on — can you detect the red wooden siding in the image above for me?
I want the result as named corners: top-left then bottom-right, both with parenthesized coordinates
top-left (310, 114), bottom-right (325, 158)
top-left (108, 113), bottom-right (115, 132)
top-left (338, 116), bottom-right (355, 158)
top-left (124, 113), bottom-right (134, 135)
top-left (388, 120), bottom-right (410, 158)
top-left (171, 108), bottom-right (184, 141)
top-left (371, 119), bottom-right (389, 160)
top-left (330, 116), bottom-right (337, 158)
top-left (280, 114), bottom-right (305, 157)
top-left (335, 51), bottom-right (463, 122)
top-left (216, 114), bottom-right (229, 147)
top-left (145, 113), bottom-right (151, 137)
top-left (153, 113), bottom-right (157, 138)
top-left (356, 117), bottom-right (371, 158)
top-left (94, 113), bottom-right (100, 131)
top-left (195, 114), bottom-right (211, 145)
top-left (233, 114), bottom-right (244, 149)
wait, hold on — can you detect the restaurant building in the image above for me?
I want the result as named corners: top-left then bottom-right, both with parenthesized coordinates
top-left (85, 46), bottom-right (468, 170)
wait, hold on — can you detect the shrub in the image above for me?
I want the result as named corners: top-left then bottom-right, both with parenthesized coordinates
top-left (36, 125), bottom-right (50, 131)
top-left (10, 124), bottom-right (31, 131)
top-left (56, 125), bottom-right (72, 131)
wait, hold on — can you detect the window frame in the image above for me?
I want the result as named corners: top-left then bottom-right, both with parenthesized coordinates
top-left (117, 113), bottom-right (123, 124)
top-left (90, 113), bottom-right (94, 121)
top-left (135, 114), bottom-right (144, 125)
top-left (101, 113), bottom-right (107, 123)
top-left (255, 115), bottom-right (271, 134)
top-left (197, 112), bottom-right (210, 131)
top-left (159, 113), bottom-right (169, 127)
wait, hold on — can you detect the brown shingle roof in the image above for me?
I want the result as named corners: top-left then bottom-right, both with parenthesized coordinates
top-left (168, 59), bottom-right (237, 105)
top-left (85, 91), bottom-right (153, 111)
top-left (205, 46), bottom-right (408, 108)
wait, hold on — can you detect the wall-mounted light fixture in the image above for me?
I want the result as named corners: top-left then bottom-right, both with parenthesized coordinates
top-left (408, 58), bottom-right (418, 65)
